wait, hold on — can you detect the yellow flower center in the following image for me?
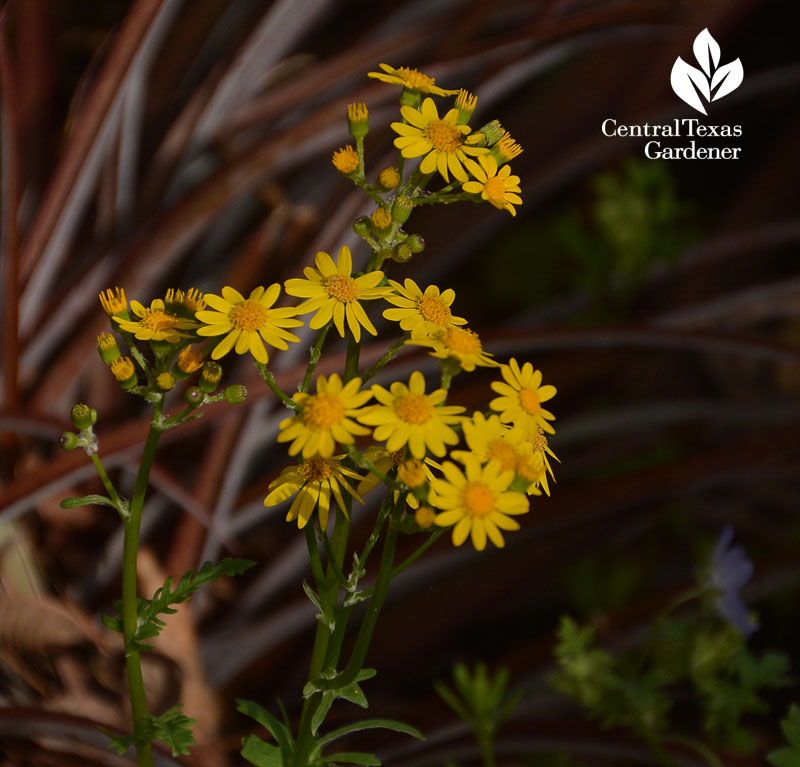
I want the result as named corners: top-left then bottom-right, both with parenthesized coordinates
top-left (418, 295), bottom-right (451, 325)
top-left (299, 456), bottom-right (337, 482)
top-left (441, 327), bottom-right (481, 355)
top-left (425, 119), bottom-right (463, 153)
top-left (518, 387), bottom-right (541, 415)
top-left (229, 299), bottom-right (268, 332)
top-left (486, 439), bottom-right (518, 473)
top-left (483, 176), bottom-right (507, 206)
top-left (325, 275), bottom-right (359, 303)
top-left (141, 310), bottom-right (180, 332)
top-left (398, 67), bottom-right (436, 90)
top-left (111, 357), bottom-right (135, 382)
top-left (302, 393), bottom-right (346, 429)
top-left (394, 393), bottom-right (433, 424)
top-left (333, 146), bottom-right (359, 174)
top-left (530, 428), bottom-right (548, 452)
top-left (464, 482), bottom-right (494, 517)
top-left (370, 207), bottom-right (392, 230)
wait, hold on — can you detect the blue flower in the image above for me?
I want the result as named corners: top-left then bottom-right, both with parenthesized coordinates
top-left (706, 526), bottom-right (757, 637)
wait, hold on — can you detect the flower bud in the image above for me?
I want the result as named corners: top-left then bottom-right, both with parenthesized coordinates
top-left (491, 132), bottom-right (523, 163)
top-left (347, 102), bottom-right (369, 139)
top-left (156, 372), bottom-right (176, 392)
top-left (399, 88), bottom-right (422, 109)
top-left (353, 216), bottom-right (371, 238)
top-left (224, 385), bottom-right (248, 404)
top-left (392, 243), bottom-right (413, 263)
top-left (407, 233), bottom-right (425, 253)
top-left (370, 207), bottom-right (393, 233)
top-left (71, 404), bottom-right (97, 430)
top-left (475, 119), bottom-right (505, 146)
top-left (184, 386), bottom-right (204, 406)
top-left (60, 431), bottom-right (79, 451)
top-left (414, 506), bottom-right (436, 529)
top-left (391, 196), bottom-right (413, 224)
top-left (174, 345), bottom-right (204, 379)
top-left (199, 362), bottom-right (222, 393)
top-left (455, 89), bottom-right (477, 125)
top-left (398, 458), bottom-right (426, 488)
top-left (99, 287), bottom-right (128, 318)
top-left (97, 333), bottom-right (121, 364)
top-left (377, 166), bottom-right (401, 190)
top-left (110, 357), bottom-right (137, 390)
top-left (332, 145), bottom-right (359, 175)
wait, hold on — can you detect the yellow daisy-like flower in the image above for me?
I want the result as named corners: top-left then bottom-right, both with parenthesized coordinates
top-left (359, 371), bottom-right (465, 459)
top-left (332, 145), bottom-right (359, 174)
top-left (519, 427), bottom-right (559, 496)
top-left (408, 325), bottom-right (496, 372)
top-left (278, 373), bottom-right (372, 459)
top-left (391, 98), bottom-right (487, 183)
top-left (114, 298), bottom-right (197, 343)
top-left (195, 284), bottom-right (303, 365)
top-left (99, 287), bottom-right (128, 317)
top-left (367, 63), bottom-right (458, 97)
top-left (383, 279), bottom-right (467, 332)
top-left (451, 412), bottom-right (523, 475)
top-left (489, 358), bottom-right (557, 435)
top-left (264, 455), bottom-right (365, 531)
top-left (463, 155), bottom-right (522, 216)
top-left (430, 456), bottom-right (529, 551)
top-left (284, 246), bottom-right (391, 343)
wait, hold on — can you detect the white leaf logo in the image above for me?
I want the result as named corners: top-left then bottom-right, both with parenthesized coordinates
top-left (670, 29), bottom-right (743, 114)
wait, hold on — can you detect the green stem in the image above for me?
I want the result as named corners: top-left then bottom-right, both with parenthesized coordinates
top-left (122, 421), bottom-right (162, 767)
top-left (360, 333), bottom-right (409, 385)
top-left (256, 362), bottom-right (297, 410)
top-left (344, 335), bottom-right (361, 383)
top-left (90, 453), bottom-right (125, 515)
top-left (478, 734), bottom-right (496, 767)
top-left (301, 324), bottom-right (331, 393)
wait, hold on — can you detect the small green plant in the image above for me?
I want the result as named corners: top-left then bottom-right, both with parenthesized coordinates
top-left (435, 663), bottom-right (524, 767)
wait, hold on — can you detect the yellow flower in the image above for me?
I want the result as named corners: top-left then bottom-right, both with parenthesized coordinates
top-left (378, 166), bottom-right (400, 190)
top-left (99, 287), bottom-right (128, 317)
top-left (408, 325), bottom-right (496, 372)
top-left (114, 298), bottom-right (197, 343)
top-left (359, 371), bottom-right (465, 459)
top-left (195, 284), bottom-right (303, 365)
top-left (451, 412), bottom-right (522, 474)
top-left (519, 427), bottom-right (559, 496)
top-left (391, 97), bottom-right (487, 183)
top-left (284, 246), bottom-right (391, 343)
top-left (176, 345), bottom-right (205, 375)
top-left (370, 207), bottom-right (392, 231)
top-left (332, 145), bottom-right (359, 174)
top-left (356, 446), bottom-right (405, 496)
top-left (493, 131), bottom-right (524, 162)
top-left (165, 287), bottom-right (207, 315)
top-left (278, 373), bottom-right (372, 459)
top-left (264, 455), bottom-right (364, 531)
top-left (383, 278), bottom-right (467, 332)
top-left (415, 506), bottom-right (436, 529)
top-left (489, 358), bottom-right (557, 435)
top-left (463, 155), bottom-right (522, 216)
top-left (430, 456), bottom-right (529, 551)
top-left (367, 63), bottom-right (457, 97)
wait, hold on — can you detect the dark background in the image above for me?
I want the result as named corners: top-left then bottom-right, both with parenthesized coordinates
top-left (1, 1), bottom-right (799, 765)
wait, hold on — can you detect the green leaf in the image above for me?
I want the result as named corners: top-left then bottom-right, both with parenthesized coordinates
top-left (242, 735), bottom-right (283, 767)
top-left (60, 494), bottom-right (117, 509)
top-left (318, 719), bottom-right (424, 748)
top-left (324, 752), bottom-right (380, 766)
top-left (434, 680), bottom-right (471, 724)
top-left (312, 692), bottom-right (335, 736)
top-left (303, 579), bottom-right (335, 630)
top-left (768, 748), bottom-right (800, 767)
top-left (150, 705), bottom-right (195, 756)
top-left (237, 699), bottom-right (294, 760)
top-left (104, 558), bottom-right (254, 650)
top-left (102, 730), bottom-right (136, 755)
top-left (783, 705), bottom-right (800, 749)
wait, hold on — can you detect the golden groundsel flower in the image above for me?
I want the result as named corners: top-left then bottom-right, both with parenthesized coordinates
top-left (195, 284), bottom-right (302, 365)
top-left (367, 63), bottom-right (458, 97)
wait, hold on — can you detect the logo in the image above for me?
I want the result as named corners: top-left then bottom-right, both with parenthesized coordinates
top-left (670, 29), bottom-right (743, 115)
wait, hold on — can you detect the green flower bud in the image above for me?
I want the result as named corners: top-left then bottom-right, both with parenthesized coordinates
top-left (399, 89), bottom-right (422, 109)
top-left (407, 233), bottom-right (425, 253)
top-left (392, 243), bottom-right (413, 263)
top-left (184, 386), bottom-right (204, 406)
top-left (347, 102), bottom-right (369, 139)
top-left (156, 372), bottom-right (176, 392)
top-left (60, 431), bottom-right (79, 451)
top-left (353, 216), bottom-right (371, 237)
top-left (224, 385), bottom-right (248, 404)
top-left (391, 196), bottom-right (413, 224)
top-left (370, 207), bottom-right (392, 233)
top-left (199, 362), bottom-right (222, 393)
top-left (97, 333), bottom-right (121, 365)
top-left (71, 404), bottom-right (97, 430)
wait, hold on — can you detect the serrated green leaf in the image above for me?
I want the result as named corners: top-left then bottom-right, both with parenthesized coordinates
top-left (767, 747), bottom-right (800, 767)
top-left (101, 729), bottom-right (136, 755)
top-left (324, 752), bottom-right (380, 766)
top-left (318, 719), bottom-right (424, 748)
top-left (150, 704), bottom-right (196, 756)
top-left (242, 735), bottom-right (283, 767)
top-left (101, 613), bottom-right (122, 632)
